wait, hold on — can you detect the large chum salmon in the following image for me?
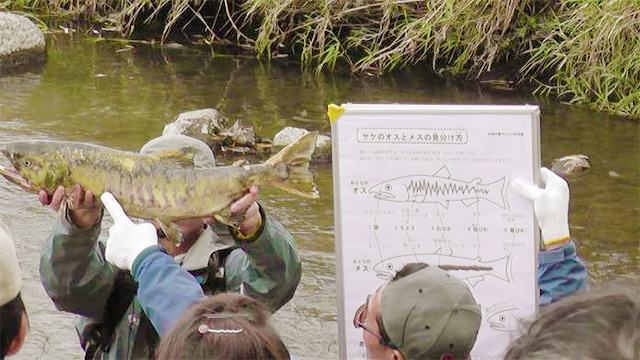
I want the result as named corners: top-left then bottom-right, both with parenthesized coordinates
top-left (0, 132), bottom-right (319, 240)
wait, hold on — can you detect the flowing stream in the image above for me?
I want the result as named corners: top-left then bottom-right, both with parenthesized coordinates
top-left (0, 34), bottom-right (637, 360)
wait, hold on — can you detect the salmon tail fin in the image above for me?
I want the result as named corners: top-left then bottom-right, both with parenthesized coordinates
top-left (266, 131), bottom-right (320, 198)
top-left (482, 177), bottom-right (507, 209)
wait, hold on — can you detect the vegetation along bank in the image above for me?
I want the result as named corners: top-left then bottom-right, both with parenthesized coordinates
top-left (4, 0), bottom-right (639, 119)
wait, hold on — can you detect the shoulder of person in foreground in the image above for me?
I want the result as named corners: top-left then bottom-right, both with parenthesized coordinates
top-left (223, 204), bottom-right (302, 312)
top-left (154, 292), bottom-right (290, 360)
top-left (504, 280), bottom-right (640, 360)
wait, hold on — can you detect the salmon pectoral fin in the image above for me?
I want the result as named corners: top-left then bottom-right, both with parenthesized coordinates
top-left (213, 208), bottom-right (244, 229)
top-left (157, 220), bottom-right (184, 245)
top-left (266, 131), bottom-right (320, 199)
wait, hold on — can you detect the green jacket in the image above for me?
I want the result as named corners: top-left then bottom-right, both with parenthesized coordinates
top-left (39, 206), bottom-right (302, 359)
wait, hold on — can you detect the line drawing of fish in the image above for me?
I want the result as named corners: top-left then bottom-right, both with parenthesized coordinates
top-left (486, 305), bottom-right (520, 332)
top-left (368, 165), bottom-right (507, 209)
top-left (372, 248), bottom-right (512, 287)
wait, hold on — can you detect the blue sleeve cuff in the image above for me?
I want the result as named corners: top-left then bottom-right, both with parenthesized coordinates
top-left (132, 245), bottom-right (164, 275)
top-left (538, 240), bottom-right (577, 265)
top-left (537, 239), bottom-right (589, 306)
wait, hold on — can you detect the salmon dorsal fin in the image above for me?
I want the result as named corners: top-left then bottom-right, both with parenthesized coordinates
top-left (146, 148), bottom-right (196, 167)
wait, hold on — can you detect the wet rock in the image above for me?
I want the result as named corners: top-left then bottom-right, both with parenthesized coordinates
top-left (163, 108), bottom-right (230, 143)
top-left (273, 127), bottom-right (331, 162)
top-left (551, 154), bottom-right (591, 178)
top-left (0, 13), bottom-right (46, 74)
top-left (219, 119), bottom-right (256, 147)
top-left (163, 109), bottom-right (267, 161)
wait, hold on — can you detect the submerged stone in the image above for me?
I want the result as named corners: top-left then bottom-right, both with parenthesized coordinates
top-left (0, 13), bottom-right (46, 74)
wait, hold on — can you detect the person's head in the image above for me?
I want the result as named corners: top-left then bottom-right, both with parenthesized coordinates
top-left (155, 292), bottom-right (290, 360)
top-left (504, 281), bottom-right (640, 360)
top-left (140, 135), bottom-right (217, 253)
top-left (0, 219), bottom-right (28, 359)
top-left (354, 263), bottom-right (481, 360)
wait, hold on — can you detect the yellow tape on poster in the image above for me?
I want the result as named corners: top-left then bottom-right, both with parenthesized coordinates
top-left (327, 104), bottom-right (346, 123)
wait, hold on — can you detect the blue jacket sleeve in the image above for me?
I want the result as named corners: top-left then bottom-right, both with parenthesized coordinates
top-left (132, 246), bottom-right (205, 337)
top-left (537, 240), bottom-right (589, 306)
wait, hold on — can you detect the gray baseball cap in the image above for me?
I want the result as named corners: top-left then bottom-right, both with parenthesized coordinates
top-left (140, 135), bottom-right (216, 169)
top-left (0, 219), bottom-right (21, 306)
top-left (381, 265), bottom-right (481, 359)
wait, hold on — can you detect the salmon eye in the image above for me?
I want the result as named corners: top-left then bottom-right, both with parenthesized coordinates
top-left (386, 263), bottom-right (393, 270)
top-left (384, 184), bottom-right (392, 191)
top-left (23, 160), bottom-right (32, 167)
top-left (499, 315), bottom-right (506, 322)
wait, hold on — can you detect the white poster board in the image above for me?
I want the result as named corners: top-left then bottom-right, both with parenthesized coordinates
top-left (330, 104), bottom-right (541, 360)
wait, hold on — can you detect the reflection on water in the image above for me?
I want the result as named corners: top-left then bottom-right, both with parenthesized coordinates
top-left (0, 34), bottom-right (637, 359)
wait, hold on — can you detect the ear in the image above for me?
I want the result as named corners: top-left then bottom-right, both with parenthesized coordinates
top-left (6, 312), bottom-right (28, 356)
top-left (392, 348), bottom-right (404, 360)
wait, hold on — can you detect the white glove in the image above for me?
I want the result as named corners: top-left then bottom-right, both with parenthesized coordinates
top-left (101, 192), bottom-right (158, 271)
top-left (512, 167), bottom-right (570, 247)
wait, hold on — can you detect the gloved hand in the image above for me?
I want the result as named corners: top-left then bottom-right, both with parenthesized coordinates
top-left (101, 192), bottom-right (158, 271)
top-left (512, 167), bottom-right (570, 247)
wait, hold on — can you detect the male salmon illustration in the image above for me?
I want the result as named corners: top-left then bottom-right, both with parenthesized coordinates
top-left (373, 248), bottom-right (512, 287)
top-left (368, 165), bottom-right (507, 208)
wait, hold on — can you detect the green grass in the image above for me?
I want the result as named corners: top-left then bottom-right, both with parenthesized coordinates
top-left (6, 0), bottom-right (639, 118)
top-left (521, 0), bottom-right (640, 118)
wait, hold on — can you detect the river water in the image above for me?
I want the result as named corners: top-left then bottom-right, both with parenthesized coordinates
top-left (1, 34), bottom-right (638, 360)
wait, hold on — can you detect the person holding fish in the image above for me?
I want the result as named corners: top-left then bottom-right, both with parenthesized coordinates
top-left (96, 191), bottom-right (291, 359)
top-left (35, 134), bottom-right (305, 360)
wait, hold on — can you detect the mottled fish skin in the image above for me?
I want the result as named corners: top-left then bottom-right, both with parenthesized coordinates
top-left (0, 132), bottom-right (319, 224)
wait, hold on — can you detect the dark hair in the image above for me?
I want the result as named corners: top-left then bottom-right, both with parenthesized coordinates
top-left (154, 292), bottom-right (290, 360)
top-left (0, 292), bottom-right (26, 357)
top-left (504, 281), bottom-right (640, 360)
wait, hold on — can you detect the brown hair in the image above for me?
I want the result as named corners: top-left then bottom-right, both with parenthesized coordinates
top-left (504, 281), bottom-right (640, 360)
top-left (0, 292), bottom-right (27, 358)
top-left (154, 292), bottom-right (290, 360)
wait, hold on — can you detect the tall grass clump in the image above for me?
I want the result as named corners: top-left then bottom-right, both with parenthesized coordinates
top-left (522, 0), bottom-right (640, 118)
top-left (238, 0), bottom-right (538, 77)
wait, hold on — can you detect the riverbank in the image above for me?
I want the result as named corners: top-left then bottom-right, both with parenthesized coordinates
top-left (3, 0), bottom-right (639, 119)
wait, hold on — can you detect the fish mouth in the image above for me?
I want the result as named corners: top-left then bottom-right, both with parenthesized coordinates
top-left (0, 165), bottom-right (33, 191)
top-left (489, 322), bottom-right (505, 330)
top-left (370, 191), bottom-right (395, 200)
top-left (375, 270), bottom-right (393, 280)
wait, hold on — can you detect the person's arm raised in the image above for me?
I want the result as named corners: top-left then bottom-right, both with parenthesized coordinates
top-left (101, 192), bottom-right (205, 336)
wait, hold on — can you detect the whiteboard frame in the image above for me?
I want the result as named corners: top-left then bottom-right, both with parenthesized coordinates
top-left (331, 103), bottom-right (541, 359)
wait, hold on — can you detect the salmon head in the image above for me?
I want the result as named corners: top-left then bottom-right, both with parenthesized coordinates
top-left (0, 141), bottom-right (71, 193)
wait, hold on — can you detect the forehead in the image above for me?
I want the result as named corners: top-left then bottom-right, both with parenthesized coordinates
top-left (368, 283), bottom-right (388, 319)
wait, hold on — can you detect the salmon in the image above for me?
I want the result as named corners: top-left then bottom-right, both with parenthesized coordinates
top-left (0, 132), bottom-right (319, 239)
